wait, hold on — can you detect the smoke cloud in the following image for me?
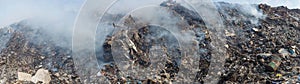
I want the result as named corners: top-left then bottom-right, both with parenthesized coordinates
top-left (213, 0), bottom-right (300, 9)
top-left (0, 0), bottom-right (84, 47)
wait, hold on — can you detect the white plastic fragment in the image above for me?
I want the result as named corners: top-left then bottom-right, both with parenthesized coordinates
top-left (252, 28), bottom-right (260, 32)
top-left (257, 53), bottom-right (272, 56)
top-left (278, 48), bottom-right (290, 58)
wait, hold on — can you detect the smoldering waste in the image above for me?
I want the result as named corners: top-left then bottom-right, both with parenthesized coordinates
top-left (0, 1), bottom-right (300, 84)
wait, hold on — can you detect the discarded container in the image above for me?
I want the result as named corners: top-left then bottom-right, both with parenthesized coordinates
top-left (265, 55), bottom-right (282, 72)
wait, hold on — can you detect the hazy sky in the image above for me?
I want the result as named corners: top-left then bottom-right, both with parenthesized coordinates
top-left (1, 0), bottom-right (300, 28)
top-left (0, 0), bottom-right (84, 27)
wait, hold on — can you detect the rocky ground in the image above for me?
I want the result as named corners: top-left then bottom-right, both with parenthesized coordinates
top-left (0, 1), bottom-right (300, 84)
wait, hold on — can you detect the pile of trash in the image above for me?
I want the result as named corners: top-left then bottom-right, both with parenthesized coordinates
top-left (97, 1), bottom-right (300, 83)
top-left (0, 21), bottom-right (79, 83)
top-left (216, 3), bottom-right (300, 83)
top-left (0, 1), bottom-right (299, 83)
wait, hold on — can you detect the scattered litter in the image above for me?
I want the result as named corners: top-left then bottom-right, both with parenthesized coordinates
top-left (265, 55), bottom-right (281, 71)
top-left (278, 48), bottom-right (290, 58)
top-left (252, 28), bottom-right (260, 32)
top-left (276, 74), bottom-right (282, 77)
top-left (224, 44), bottom-right (229, 48)
top-left (257, 53), bottom-right (273, 57)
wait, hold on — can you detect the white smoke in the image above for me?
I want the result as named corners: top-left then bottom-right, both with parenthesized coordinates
top-left (215, 2), bottom-right (266, 25)
top-left (239, 4), bottom-right (266, 24)
top-left (0, 0), bottom-right (84, 27)
top-left (213, 0), bottom-right (300, 9)
top-left (0, 0), bottom-right (84, 47)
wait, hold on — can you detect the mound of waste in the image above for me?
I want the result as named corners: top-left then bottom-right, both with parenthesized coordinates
top-left (0, 1), bottom-right (299, 83)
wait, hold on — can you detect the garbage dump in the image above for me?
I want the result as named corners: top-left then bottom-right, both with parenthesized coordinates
top-left (0, 1), bottom-right (300, 84)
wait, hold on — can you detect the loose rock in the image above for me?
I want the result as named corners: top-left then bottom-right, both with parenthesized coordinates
top-left (17, 72), bottom-right (32, 81)
top-left (31, 69), bottom-right (51, 84)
